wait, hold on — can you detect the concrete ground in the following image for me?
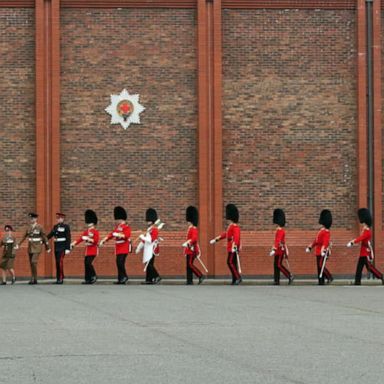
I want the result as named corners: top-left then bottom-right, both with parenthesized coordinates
top-left (0, 282), bottom-right (383, 384)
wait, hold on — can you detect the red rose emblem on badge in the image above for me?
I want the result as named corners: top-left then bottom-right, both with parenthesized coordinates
top-left (105, 89), bottom-right (145, 130)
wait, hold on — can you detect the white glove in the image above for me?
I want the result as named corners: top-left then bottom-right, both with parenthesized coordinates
top-left (47, 249), bottom-right (51, 254)
top-left (182, 241), bottom-right (189, 248)
top-left (347, 241), bottom-right (354, 248)
top-left (65, 250), bottom-right (70, 255)
top-left (81, 236), bottom-right (89, 242)
top-left (269, 250), bottom-right (275, 257)
top-left (305, 247), bottom-right (311, 253)
top-left (99, 240), bottom-right (104, 247)
top-left (209, 239), bottom-right (216, 245)
top-left (321, 251), bottom-right (326, 257)
top-left (14, 244), bottom-right (19, 250)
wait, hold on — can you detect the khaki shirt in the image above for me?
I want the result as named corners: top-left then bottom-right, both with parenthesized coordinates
top-left (0, 234), bottom-right (16, 258)
top-left (19, 224), bottom-right (50, 254)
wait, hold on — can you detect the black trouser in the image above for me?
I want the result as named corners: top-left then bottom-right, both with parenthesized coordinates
top-left (227, 252), bottom-right (241, 283)
top-left (355, 256), bottom-right (382, 284)
top-left (55, 249), bottom-right (65, 281)
top-left (116, 254), bottom-right (128, 282)
top-left (316, 255), bottom-right (332, 285)
top-left (84, 256), bottom-right (96, 282)
top-left (146, 256), bottom-right (159, 282)
top-left (274, 254), bottom-right (290, 284)
top-left (186, 253), bottom-right (202, 283)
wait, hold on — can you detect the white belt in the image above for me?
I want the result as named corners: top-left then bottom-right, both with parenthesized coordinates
top-left (55, 238), bottom-right (67, 242)
top-left (29, 238), bottom-right (42, 242)
top-left (116, 240), bottom-right (125, 244)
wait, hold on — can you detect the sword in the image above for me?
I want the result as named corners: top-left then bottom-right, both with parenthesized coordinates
top-left (283, 244), bottom-right (290, 270)
top-left (319, 243), bottom-right (332, 279)
top-left (235, 248), bottom-right (242, 274)
top-left (196, 256), bottom-right (208, 273)
top-left (368, 241), bottom-right (374, 264)
top-left (284, 257), bottom-right (290, 271)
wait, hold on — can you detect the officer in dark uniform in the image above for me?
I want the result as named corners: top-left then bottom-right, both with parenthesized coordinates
top-left (47, 212), bottom-right (71, 284)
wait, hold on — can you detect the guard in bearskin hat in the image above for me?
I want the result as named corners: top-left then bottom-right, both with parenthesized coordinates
top-left (135, 208), bottom-right (162, 284)
top-left (183, 206), bottom-right (205, 285)
top-left (47, 212), bottom-right (71, 284)
top-left (100, 206), bottom-right (132, 284)
top-left (71, 210), bottom-right (99, 284)
top-left (347, 208), bottom-right (384, 285)
top-left (210, 204), bottom-right (242, 285)
top-left (306, 210), bottom-right (333, 285)
top-left (270, 209), bottom-right (293, 285)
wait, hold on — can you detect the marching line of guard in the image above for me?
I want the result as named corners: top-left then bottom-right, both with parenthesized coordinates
top-left (1, 204), bottom-right (384, 287)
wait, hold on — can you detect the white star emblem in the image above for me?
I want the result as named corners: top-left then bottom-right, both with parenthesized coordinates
top-left (105, 89), bottom-right (145, 129)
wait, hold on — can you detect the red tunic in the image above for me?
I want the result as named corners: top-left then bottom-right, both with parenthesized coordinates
top-left (219, 223), bottom-right (241, 252)
top-left (274, 228), bottom-right (286, 257)
top-left (184, 226), bottom-right (200, 256)
top-left (74, 227), bottom-right (99, 256)
top-left (353, 227), bottom-right (372, 257)
top-left (150, 226), bottom-right (160, 256)
top-left (105, 223), bottom-right (131, 254)
top-left (310, 228), bottom-right (330, 255)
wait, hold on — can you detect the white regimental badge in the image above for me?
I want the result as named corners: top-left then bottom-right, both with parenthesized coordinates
top-left (105, 89), bottom-right (145, 130)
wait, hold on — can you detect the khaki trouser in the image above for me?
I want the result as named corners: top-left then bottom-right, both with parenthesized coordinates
top-left (29, 253), bottom-right (40, 281)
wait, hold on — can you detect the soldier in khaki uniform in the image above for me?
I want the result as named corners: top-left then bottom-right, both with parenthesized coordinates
top-left (18, 213), bottom-right (50, 284)
top-left (0, 225), bottom-right (18, 285)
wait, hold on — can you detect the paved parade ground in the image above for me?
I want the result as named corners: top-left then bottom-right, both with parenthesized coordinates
top-left (1, 283), bottom-right (383, 384)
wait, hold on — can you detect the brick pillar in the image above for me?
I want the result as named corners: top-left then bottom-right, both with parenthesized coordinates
top-left (372, 0), bottom-right (382, 264)
top-left (197, 0), bottom-right (223, 277)
top-left (35, 0), bottom-right (61, 277)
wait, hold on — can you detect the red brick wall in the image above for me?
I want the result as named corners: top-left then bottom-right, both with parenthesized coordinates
top-left (1, 5), bottom-right (375, 280)
top-left (222, 9), bottom-right (357, 231)
top-left (382, 10), bottom-right (384, 226)
top-left (60, 8), bottom-right (197, 277)
top-left (0, 8), bottom-right (35, 227)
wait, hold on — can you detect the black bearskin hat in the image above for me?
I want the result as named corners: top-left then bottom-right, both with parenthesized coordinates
top-left (358, 208), bottom-right (372, 227)
top-left (225, 204), bottom-right (239, 223)
top-left (114, 206), bottom-right (127, 221)
top-left (85, 209), bottom-right (98, 225)
top-left (4, 225), bottom-right (13, 231)
top-left (273, 208), bottom-right (286, 227)
top-left (28, 212), bottom-right (38, 218)
top-left (146, 208), bottom-right (158, 223)
top-left (186, 206), bottom-right (198, 226)
top-left (319, 209), bottom-right (332, 229)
